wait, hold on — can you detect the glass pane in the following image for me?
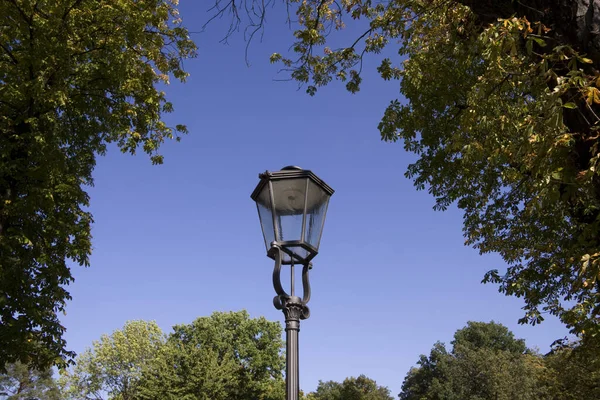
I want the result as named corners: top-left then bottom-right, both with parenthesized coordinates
top-left (281, 246), bottom-right (310, 263)
top-left (256, 185), bottom-right (275, 250)
top-left (305, 179), bottom-right (330, 249)
top-left (272, 179), bottom-right (306, 242)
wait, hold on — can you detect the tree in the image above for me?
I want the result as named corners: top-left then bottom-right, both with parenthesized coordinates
top-left (0, 0), bottom-right (196, 369)
top-left (59, 320), bottom-right (166, 400)
top-left (209, 0), bottom-right (600, 337)
top-left (451, 320), bottom-right (528, 354)
top-left (307, 375), bottom-right (394, 400)
top-left (0, 361), bottom-right (60, 400)
top-left (543, 337), bottom-right (600, 399)
top-left (399, 321), bottom-right (549, 400)
top-left (133, 310), bottom-right (285, 400)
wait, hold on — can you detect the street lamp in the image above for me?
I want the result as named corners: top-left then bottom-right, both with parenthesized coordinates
top-left (251, 166), bottom-right (334, 400)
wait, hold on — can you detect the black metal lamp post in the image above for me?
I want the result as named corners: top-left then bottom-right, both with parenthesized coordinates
top-left (251, 166), bottom-right (334, 400)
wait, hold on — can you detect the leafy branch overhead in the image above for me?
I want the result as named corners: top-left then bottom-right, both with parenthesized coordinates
top-left (0, 0), bottom-right (196, 370)
top-left (211, 0), bottom-right (600, 338)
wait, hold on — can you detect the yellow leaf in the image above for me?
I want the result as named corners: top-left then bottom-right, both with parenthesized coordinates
top-left (586, 87), bottom-right (600, 105)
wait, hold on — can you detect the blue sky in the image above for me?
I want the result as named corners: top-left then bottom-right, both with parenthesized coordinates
top-left (61, 2), bottom-right (568, 396)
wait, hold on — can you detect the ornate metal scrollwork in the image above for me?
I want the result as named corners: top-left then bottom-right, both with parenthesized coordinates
top-left (269, 244), bottom-right (311, 322)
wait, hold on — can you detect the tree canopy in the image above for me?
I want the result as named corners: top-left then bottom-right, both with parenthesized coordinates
top-left (59, 320), bottom-right (166, 400)
top-left (59, 312), bottom-right (285, 400)
top-left (543, 337), bottom-right (600, 399)
top-left (308, 375), bottom-right (394, 400)
top-left (399, 320), bottom-right (600, 399)
top-left (10, 314), bottom-right (598, 400)
top-left (399, 321), bottom-right (548, 400)
top-left (133, 310), bottom-right (285, 400)
top-left (0, 361), bottom-right (60, 400)
top-left (0, 0), bottom-right (196, 369)
top-left (210, 0), bottom-right (600, 337)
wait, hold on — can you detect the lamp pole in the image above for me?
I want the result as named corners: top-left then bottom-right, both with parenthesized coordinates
top-left (251, 166), bottom-right (334, 400)
top-left (270, 245), bottom-right (311, 400)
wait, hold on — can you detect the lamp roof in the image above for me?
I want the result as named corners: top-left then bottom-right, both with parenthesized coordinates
top-left (250, 166), bottom-right (334, 201)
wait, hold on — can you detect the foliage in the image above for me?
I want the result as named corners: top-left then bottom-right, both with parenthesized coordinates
top-left (59, 320), bottom-right (166, 400)
top-left (451, 320), bottom-right (527, 354)
top-left (133, 310), bottom-right (285, 400)
top-left (0, 0), bottom-right (196, 369)
top-left (307, 375), bottom-right (394, 400)
top-left (0, 361), bottom-right (60, 400)
top-left (399, 321), bottom-right (549, 400)
top-left (210, 0), bottom-right (600, 338)
top-left (543, 337), bottom-right (600, 399)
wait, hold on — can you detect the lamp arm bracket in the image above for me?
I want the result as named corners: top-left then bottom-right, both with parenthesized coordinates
top-left (270, 245), bottom-right (312, 320)
top-left (270, 244), bottom-right (289, 301)
top-left (301, 263), bottom-right (311, 305)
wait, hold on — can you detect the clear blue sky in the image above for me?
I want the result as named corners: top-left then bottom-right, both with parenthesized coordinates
top-left (61, 2), bottom-right (568, 396)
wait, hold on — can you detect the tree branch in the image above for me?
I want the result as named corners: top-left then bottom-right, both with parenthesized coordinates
top-left (0, 42), bottom-right (19, 64)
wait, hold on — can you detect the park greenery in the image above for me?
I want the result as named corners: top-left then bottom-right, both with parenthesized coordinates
top-left (2, 315), bottom-right (599, 399)
top-left (0, 361), bottom-right (60, 399)
top-left (307, 375), bottom-right (394, 400)
top-left (59, 311), bottom-right (286, 400)
top-left (398, 320), bottom-right (600, 400)
top-left (2, 0), bottom-right (600, 395)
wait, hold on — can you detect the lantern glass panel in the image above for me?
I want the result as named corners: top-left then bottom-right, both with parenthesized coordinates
top-left (271, 178), bottom-right (307, 242)
top-left (305, 179), bottom-right (330, 249)
top-left (255, 183), bottom-right (275, 251)
top-left (281, 246), bottom-right (310, 264)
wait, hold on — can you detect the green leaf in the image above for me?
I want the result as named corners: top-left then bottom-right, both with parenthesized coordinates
top-left (269, 53), bottom-right (282, 64)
